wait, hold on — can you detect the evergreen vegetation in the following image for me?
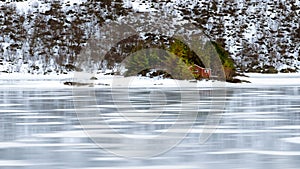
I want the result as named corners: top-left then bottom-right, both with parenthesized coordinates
top-left (211, 41), bottom-right (236, 80)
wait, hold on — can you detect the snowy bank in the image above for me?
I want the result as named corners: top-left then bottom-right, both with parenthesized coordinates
top-left (230, 73), bottom-right (300, 87)
top-left (72, 72), bottom-right (220, 88)
top-left (0, 72), bottom-right (299, 88)
top-left (0, 72), bottom-right (74, 89)
top-left (0, 72), bottom-right (74, 81)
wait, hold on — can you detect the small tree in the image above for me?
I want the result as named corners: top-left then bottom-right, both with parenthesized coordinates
top-left (125, 52), bottom-right (149, 76)
top-left (163, 52), bottom-right (194, 80)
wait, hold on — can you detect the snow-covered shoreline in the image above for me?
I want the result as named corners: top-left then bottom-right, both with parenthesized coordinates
top-left (0, 72), bottom-right (74, 81)
top-left (0, 72), bottom-right (299, 88)
top-left (0, 72), bottom-right (74, 88)
top-left (233, 73), bottom-right (300, 87)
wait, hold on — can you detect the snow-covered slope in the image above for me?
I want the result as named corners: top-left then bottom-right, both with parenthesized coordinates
top-left (0, 0), bottom-right (299, 75)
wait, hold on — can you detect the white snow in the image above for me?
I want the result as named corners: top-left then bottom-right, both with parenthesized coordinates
top-left (0, 72), bottom-right (73, 88)
top-left (3, 72), bottom-right (72, 79)
top-left (128, 0), bottom-right (157, 12)
top-left (233, 73), bottom-right (300, 87)
top-left (0, 72), bottom-right (299, 88)
top-left (0, 0), bottom-right (87, 14)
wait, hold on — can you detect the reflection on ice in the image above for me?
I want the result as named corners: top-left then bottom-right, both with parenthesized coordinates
top-left (0, 160), bottom-right (42, 167)
top-left (281, 137), bottom-right (300, 144)
top-left (207, 149), bottom-right (300, 156)
top-left (0, 85), bottom-right (300, 168)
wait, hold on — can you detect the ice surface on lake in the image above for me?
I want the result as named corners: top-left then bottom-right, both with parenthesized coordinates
top-left (0, 78), bottom-right (300, 168)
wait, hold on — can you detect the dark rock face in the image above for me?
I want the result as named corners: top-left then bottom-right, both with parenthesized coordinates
top-left (137, 69), bottom-right (173, 79)
top-left (90, 77), bottom-right (98, 80)
top-left (63, 82), bottom-right (93, 87)
top-left (280, 68), bottom-right (297, 73)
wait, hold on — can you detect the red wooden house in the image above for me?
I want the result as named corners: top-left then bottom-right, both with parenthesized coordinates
top-left (189, 64), bottom-right (211, 79)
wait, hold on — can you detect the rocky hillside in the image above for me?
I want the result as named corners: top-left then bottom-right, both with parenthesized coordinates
top-left (0, 0), bottom-right (129, 74)
top-left (0, 0), bottom-right (299, 75)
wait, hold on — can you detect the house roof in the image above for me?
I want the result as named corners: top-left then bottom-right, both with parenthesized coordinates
top-left (189, 64), bottom-right (211, 70)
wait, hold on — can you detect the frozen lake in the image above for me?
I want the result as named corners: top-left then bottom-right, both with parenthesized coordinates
top-left (1, 82), bottom-right (300, 169)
